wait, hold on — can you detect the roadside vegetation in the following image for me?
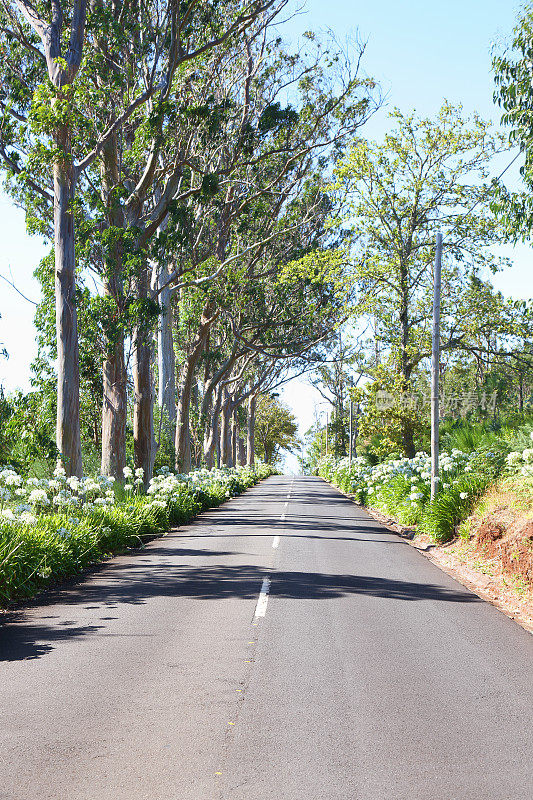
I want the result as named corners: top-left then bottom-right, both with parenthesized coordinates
top-left (0, 463), bottom-right (273, 606)
top-left (316, 415), bottom-right (533, 605)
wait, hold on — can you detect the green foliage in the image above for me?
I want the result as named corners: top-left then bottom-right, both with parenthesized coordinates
top-left (318, 417), bottom-right (530, 543)
top-left (420, 474), bottom-right (489, 543)
top-left (330, 104), bottom-right (510, 456)
top-left (0, 464), bottom-right (273, 605)
top-left (254, 395), bottom-right (300, 465)
top-left (493, 6), bottom-right (533, 241)
top-left (0, 390), bottom-right (57, 474)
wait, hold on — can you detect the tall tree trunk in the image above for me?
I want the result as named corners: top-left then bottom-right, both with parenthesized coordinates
top-left (237, 436), bottom-right (246, 467)
top-left (231, 407), bottom-right (238, 466)
top-left (100, 139), bottom-right (127, 479)
top-left (246, 394), bottom-right (257, 466)
top-left (158, 267), bottom-right (176, 447)
top-left (203, 386), bottom-right (222, 469)
top-left (175, 355), bottom-right (197, 474)
top-left (133, 266), bottom-right (156, 484)
top-left (54, 134), bottom-right (82, 477)
top-left (176, 305), bottom-right (213, 471)
top-left (220, 393), bottom-right (233, 467)
top-left (190, 381), bottom-right (200, 468)
top-left (101, 335), bottom-right (126, 479)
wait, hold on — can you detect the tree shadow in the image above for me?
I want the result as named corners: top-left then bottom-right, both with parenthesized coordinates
top-left (0, 613), bottom-right (105, 661)
top-left (1, 563), bottom-right (479, 663)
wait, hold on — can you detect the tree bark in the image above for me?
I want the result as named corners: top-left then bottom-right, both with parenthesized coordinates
top-left (231, 407), bottom-right (238, 467)
top-left (158, 266), bottom-right (176, 447)
top-left (220, 392), bottom-right (234, 467)
top-left (175, 304), bottom-right (213, 471)
top-left (237, 436), bottom-right (246, 466)
top-left (246, 394), bottom-right (257, 466)
top-left (203, 385), bottom-right (222, 469)
top-left (101, 335), bottom-right (126, 479)
top-left (175, 353), bottom-right (198, 474)
top-left (133, 264), bottom-right (156, 484)
top-left (54, 134), bottom-right (83, 477)
top-left (100, 138), bottom-right (127, 479)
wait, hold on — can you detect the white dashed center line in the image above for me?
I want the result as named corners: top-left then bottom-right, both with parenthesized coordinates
top-left (254, 577), bottom-right (271, 617)
top-left (272, 535), bottom-right (280, 549)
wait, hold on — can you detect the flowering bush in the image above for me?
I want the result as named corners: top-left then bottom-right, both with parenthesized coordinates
top-left (505, 433), bottom-right (533, 476)
top-left (318, 448), bottom-right (491, 541)
top-left (0, 464), bottom-right (116, 524)
top-left (0, 463), bottom-right (273, 604)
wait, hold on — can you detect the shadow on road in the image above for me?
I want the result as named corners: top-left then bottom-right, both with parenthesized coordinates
top-left (1, 563), bottom-right (479, 662)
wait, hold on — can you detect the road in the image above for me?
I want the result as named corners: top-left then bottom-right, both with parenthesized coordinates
top-left (1, 475), bottom-right (532, 800)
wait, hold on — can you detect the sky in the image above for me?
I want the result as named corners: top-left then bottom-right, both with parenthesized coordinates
top-left (0, 0), bottom-right (530, 472)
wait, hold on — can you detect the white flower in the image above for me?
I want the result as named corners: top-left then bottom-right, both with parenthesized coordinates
top-left (506, 451), bottom-right (522, 466)
top-left (54, 463), bottom-right (66, 478)
top-left (135, 467), bottom-right (144, 478)
top-left (148, 499), bottom-right (167, 509)
top-left (123, 467), bottom-right (133, 479)
top-left (19, 511), bottom-right (37, 525)
top-left (124, 483), bottom-right (133, 492)
top-left (0, 508), bottom-right (16, 522)
top-left (28, 489), bottom-right (50, 506)
top-left (522, 448), bottom-right (533, 464)
top-left (459, 492), bottom-right (468, 500)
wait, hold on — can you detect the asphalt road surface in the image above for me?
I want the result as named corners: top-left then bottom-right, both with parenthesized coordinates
top-left (1, 475), bottom-right (532, 800)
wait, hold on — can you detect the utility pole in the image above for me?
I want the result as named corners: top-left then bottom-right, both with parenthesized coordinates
top-left (348, 400), bottom-right (353, 467)
top-left (431, 232), bottom-right (443, 501)
top-left (325, 412), bottom-right (329, 456)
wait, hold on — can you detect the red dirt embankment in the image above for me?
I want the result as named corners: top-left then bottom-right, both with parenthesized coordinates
top-left (475, 513), bottom-right (533, 585)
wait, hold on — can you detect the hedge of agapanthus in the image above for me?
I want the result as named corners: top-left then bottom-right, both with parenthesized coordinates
top-left (505, 436), bottom-right (533, 477)
top-left (0, 463), bottom-right (273, 605)
top-left (318, 447), bottom-right (506, 543)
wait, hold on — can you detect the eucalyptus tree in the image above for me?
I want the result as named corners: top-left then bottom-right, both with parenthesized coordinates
top-left (332, 103), bottom-right (507, 456)
top-left (0, 0), bottom-right (282, 477)
top-left (254, 395), bottom-right (299, 465)
top-left (160, 30), bottom-right (375, 464)
top-left (87, 1), bottom-right (288, 483)
top-left (493, 4), bottom-right (533, 242)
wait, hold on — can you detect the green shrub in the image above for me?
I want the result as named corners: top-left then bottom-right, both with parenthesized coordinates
top-left (419, 473), bottom-right (489, 543)
top-left (0, 464), bottom-right (273, 605)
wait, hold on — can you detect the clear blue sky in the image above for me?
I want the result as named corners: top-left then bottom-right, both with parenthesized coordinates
top-left (0, 0), bottom-right (530, 436)
top-left (284, 0), bottom-right (523, 128)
